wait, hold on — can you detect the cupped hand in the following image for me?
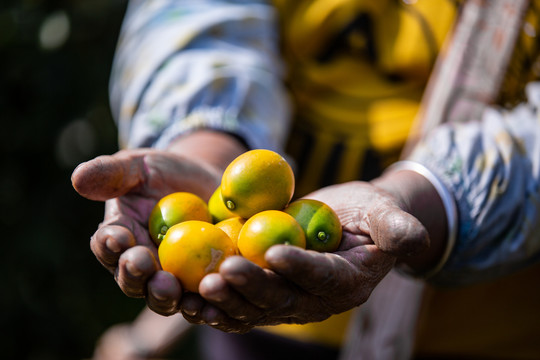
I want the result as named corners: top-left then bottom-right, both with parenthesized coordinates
top-left (181, 181), bottom-right (430, 333)
top-left (72, 148), bottom-right (222, 315)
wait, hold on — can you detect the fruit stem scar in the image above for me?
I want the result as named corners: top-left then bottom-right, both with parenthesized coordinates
top-left (317, 231), bottom-right (329, 243)
top-left (226, 200), bottom-right (236, 210)
top-left (160, 225), bottom-right (168, 235)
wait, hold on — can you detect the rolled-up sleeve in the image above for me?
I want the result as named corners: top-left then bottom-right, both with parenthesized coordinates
top-left (109, 0), bottom-right (290, 151)
top-left (409, 82), bottom-right (540, 287)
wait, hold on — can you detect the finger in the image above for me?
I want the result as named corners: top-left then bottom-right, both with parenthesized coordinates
top-left (218, 256), bottom-right (299, 312)
top-left (182, 287), bottom-right (256, 333)
top-left (180, 293), bottom-right (207, 324)
top-left (335, 234), bottom-right (396, 284)
top-left (181, 301), bottom-right (254, 333)
top-left (199, 273), bottom-right (265, 323)
top-left (199, 304), bottom-right (254, 334)
top-left (336, 232), bottom-right (374, 251)
top-left (103, 198), bottom-right (157, 249)
top-left (116, 246), bottom-right (159, 298)
top-left (265, 245), bottom-right (348, 297)
top-left (181, 293), bottom-right (250, 332)
top-left (146, 270), bottom-right (182, 316)
top-left (266, 241), bottom-right (394, 312)
top-left (90, 225), bottom-right (136, 273)
top-left (368, 205), bottom-right (429, 257)
top-left (71, 150), bottom-right (147, 201)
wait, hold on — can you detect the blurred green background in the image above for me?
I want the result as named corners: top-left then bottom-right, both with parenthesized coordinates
top-left (1, 0), bottom-right (150, 358)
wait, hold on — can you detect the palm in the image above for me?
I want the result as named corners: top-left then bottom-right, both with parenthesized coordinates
top-left (308, 181), bottom-right (429, 256)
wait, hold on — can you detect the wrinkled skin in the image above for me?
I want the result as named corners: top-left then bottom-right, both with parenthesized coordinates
top-left (184, 182), bottom-right (428, 333)
top-left (72, 147), bottom-right (429, 332)
top-left (72, 148), bottom-right (221, 315)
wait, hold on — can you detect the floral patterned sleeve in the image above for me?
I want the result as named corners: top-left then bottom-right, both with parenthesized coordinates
top-left (409, 82), bottom-right (540, 287)
top-left (109, 0), bottom-right (290, 151)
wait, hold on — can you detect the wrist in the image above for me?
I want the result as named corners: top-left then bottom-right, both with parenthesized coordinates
top-left (372, 162), bottom-right (455, 277)
top-left (166, 130), bottom-right (247, 173)
top-left (127, 310), bottom-right (192, 358)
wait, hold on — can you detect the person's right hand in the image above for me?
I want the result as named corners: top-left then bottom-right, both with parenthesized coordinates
top-left (71, 131), bottom-right (246, 316)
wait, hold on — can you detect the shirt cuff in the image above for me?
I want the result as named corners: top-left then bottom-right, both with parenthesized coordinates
top-left (384, 160), bottom-right (458, 279)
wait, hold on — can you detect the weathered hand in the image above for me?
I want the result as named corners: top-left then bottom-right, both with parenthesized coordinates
top-left (306, 181), bottom-right (429, 258)
top-left (72, 148), bottom-right (221, 315)
top-left (180, 181), bottom-right (430, 333)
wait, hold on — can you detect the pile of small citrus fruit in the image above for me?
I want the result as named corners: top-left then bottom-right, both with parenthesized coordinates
top-left (148, 149), bottom-right (342, 293)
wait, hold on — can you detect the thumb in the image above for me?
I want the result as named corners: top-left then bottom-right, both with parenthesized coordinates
top-left (71, 150), bottom-right (145, 201)
top-left (367, 205), bottom-right (429, 257)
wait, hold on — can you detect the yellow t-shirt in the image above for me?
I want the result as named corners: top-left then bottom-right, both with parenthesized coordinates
top-left (275, 0), bottom-right (461, 197)
top-left (265, 1), bottom-right (540, 357)
top-left (264, 0), bottom-right (461, 347)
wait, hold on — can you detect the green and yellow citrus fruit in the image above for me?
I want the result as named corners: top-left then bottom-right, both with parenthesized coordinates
top-left (208, 186), bottom-right (236, 224)
top-left (158, 220), bottom-right (236, 293)
top-left (220, 149), bottom-right (295, 219)
top-left (148, 192), bottom-right (212, 245)
top-left (237, 210), bottom-right (306, 268)
top-left (215, 217), bottom-right (246, 247)
top-left (284, 199), bottom-right (342, 252)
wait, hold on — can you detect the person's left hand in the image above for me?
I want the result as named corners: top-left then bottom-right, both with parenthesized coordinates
top-left (178, 180), bottom-right (431, 333)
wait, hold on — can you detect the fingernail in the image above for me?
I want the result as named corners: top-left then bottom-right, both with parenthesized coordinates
top-left (183, 308), bottom-right (198, 317)
top-left (152, 291), bottom-right (167, 301)
top-left (126, 261), bottom-right (143, 277)
top-left (106, 237), bottom-right (121, 253)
